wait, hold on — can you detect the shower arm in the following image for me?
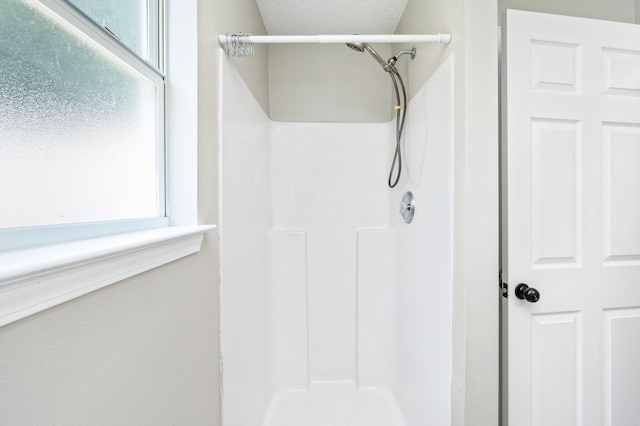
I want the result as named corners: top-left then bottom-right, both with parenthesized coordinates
top-left (388, 46), bottom-right (417, 67)
top-left (219, 33), bottom-right (451, 56)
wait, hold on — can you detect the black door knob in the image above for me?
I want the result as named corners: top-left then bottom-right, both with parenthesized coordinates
top-left (515, 283), bottom-right (540, 303)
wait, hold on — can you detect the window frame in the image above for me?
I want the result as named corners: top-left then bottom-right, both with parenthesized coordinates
top-left (1, 0), bottom-right (168, 246)
top-left (0, 0), bottom-right (214, 327)
top-left (42, 0), bottom-right (165, 75)
top-left (42, 0), bottom-right (168, 223)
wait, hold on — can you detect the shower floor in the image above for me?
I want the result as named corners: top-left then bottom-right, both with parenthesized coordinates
top-left (262, 382), bottom-right (407, 426)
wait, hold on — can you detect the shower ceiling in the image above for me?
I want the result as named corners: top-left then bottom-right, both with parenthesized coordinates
top-left (256, 0), bottom-right (408, 35)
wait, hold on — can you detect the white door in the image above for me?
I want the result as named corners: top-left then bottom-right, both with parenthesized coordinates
top-left (502, 10), bottom-right (640, 426)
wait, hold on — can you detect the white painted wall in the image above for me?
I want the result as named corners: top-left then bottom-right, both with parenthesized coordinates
top-left (395, 0), bottom-right (462, 99)
top-left (0, 244), bottom-right (220, 424)
top-left (459, 2), bottom-right (500, 424)
top-left (499, 0), bottom-right (636, 23)
top-left (213, 0), bottom-right (271, 114)
top-left (268, 44), bottom-right (393, 123)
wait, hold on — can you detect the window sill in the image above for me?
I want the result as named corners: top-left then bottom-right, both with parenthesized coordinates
top-left (0, 225), bottom-right (216, 327)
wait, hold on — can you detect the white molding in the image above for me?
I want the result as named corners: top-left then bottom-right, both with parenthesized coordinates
top-left (0, 225), bottom-right (216, 327)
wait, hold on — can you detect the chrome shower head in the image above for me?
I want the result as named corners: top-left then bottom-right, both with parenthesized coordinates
top-left (345, 42), bottom-right (390, 72)
top-left (346, 42), bottom-right (365, 52)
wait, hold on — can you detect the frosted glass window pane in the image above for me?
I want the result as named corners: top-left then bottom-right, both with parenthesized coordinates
top-left (0, 0), bottom-right (160, 228)
top-left (67, 0), bottom-right (152, 62)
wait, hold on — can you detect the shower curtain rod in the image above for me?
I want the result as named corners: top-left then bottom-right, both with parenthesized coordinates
top-left (219, 33), bottom-right (452, 56)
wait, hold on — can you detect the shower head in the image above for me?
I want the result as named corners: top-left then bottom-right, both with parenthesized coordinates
top-left (345, 42), bottom-right (390, 72)
top-left (346, 42), bottom-right (365, 52)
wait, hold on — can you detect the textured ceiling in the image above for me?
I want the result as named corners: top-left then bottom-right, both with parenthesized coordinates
top-left (256, 0), bottom-right (409, 35)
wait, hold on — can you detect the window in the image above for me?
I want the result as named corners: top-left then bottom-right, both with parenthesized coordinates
top-left (0, 0), bottom-right (214, 326)
top-left (0, 0), bottom-right (164, 240)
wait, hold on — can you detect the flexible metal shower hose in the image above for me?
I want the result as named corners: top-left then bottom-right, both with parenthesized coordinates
top-left (387, 68), bottom-right (407, 188)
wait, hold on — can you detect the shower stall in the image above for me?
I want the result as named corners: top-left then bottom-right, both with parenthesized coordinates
top-left (218, 44), bottom-right (454, 424)
top-left (218, 4), bottom-right (454, 423)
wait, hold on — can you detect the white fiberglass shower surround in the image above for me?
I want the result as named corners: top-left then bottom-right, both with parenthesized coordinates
top-left (218, 41), bottom-right (454, 425)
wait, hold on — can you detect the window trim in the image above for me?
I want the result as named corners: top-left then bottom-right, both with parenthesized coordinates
top-left (0, 225), bottom-right (216, 327)
top-left (0, 218), bottom-right (169, 251)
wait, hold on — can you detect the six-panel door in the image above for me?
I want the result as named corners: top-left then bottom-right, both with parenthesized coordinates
top-left (503, 10), bottom-right (640, 426)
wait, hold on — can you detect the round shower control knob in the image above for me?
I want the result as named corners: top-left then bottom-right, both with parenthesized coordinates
top-left (399, 191), bottom-right (415, 224)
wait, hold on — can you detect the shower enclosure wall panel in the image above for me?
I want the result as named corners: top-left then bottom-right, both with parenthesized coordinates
top-left (356, 229), bottom-right (397, 388)
top-left (270, 122), bottom-right (393, 385)
top-left (267, 230), bottom-right (309, 393)
top-left (390, 56), bottom-right (454, 426)
top-left (266, 122), bottom-right (401, 424)
top-left (220, 54), bottom-right (454, 426)
top-left (219, 56), bottom-right (272, 426)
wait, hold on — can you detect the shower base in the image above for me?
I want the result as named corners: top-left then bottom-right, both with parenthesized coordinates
top-left (262, 382), bottom-right (407, 426)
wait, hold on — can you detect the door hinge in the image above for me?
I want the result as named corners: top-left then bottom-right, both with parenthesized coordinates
top-left (499, 269), bottom-right (508, 298)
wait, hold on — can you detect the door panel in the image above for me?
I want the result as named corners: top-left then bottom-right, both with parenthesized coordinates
top-left (531, 118), bottom-right (581, 266)
top-left (603, 309), bottom-right (640, 426)
top-left (603, 124), bottom-right (640, 261)
top-left (502, 10), bottom-right (640, 426)
top-left (531, 312), bottom-right (582, 426)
